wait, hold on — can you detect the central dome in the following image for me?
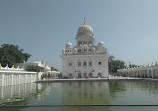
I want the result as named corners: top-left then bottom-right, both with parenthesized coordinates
top-left (77, 24), bottom-right (93, 36)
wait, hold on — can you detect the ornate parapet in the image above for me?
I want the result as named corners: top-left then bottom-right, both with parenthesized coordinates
top-left (0, 63), bottom-right (24, 71)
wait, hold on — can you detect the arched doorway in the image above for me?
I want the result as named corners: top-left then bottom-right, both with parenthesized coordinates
top-left (78, 72), bottom-right (81, 78)
top-left (84, 73), bottom-right (87, 78)
top-left (138, 71), bottom-right (140, 78)
top-left (149, 70), bottom-right (152, 78)
top-left (145, 70), bottom-right (147, 78)
top-left (141, 70), bottom-right (144, 78)
top-left (153, 69), bottom-right (156, 78)
top-left (89, 72), bottom-right (93, 78)
top-left (69, 73), bottom-right (72, 78)
top-left (98, 73), bottom-right (102, 77)
top-left (135, 71), bottom-right (137, 77)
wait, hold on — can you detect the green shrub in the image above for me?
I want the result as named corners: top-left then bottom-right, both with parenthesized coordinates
top-left (25, 65), bottom-right (44, 72)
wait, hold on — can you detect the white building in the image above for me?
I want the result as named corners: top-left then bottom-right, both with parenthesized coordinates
top-left (61, 20), bottom-right (109, 78)
top-left (15, 60), bottom-right (51, 72)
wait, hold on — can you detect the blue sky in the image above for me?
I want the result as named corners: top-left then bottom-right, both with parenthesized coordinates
top-left (1, 0), bottom-right (158, 70)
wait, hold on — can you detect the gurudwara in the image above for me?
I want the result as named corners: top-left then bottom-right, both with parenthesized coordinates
top-left (61, 19), bottom-right (108, 78)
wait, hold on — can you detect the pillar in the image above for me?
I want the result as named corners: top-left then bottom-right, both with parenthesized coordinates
top-left (18, 74), bottom-right (21, 84)
top-left (11, 74), bottom-right (13, 85)
top-left (30, 74), bottom-right (32, 82)
top-left (25, 74), bottom-right (27, 83)
top-left (2, 74), bottom-right (4, 86)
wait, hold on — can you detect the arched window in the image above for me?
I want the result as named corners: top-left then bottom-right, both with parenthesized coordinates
top-left (78, 49), bottom-right (81, 53)
top-left (89, 59), bottom-right (92, 66)
top-left (83, 41), bottom-right (87, 44)
top-left (84, 73), bottom-right (87, 78)
top-left (88, 49), bottom-right (92, 53)
top-left (78, 62), bottom-right (81, 67)
top-left (88, 41), bottom-right (92, 45)
top-left (84, 49), bottom-right (87, 52)
top-left (98, 73), bottom-right (102, 77)
top-left (78, 41), bottom-right (82, 45)
top-left (78, 71), bottom-right (81, 78)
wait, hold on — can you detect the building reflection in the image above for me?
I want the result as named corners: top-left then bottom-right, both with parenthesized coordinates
top-left (118, 80), bottom-right (158, 94)
top-left (1, 81), bottom-right (158, 111)
top-left (0, 83), bottom-right (37, 104)
top-left (62, 82), bottom-right (111, 111)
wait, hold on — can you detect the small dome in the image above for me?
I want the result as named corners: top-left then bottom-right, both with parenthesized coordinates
top-left (62, 48), bottom-right (65, 52)
top-left (77, 24), bottom-right (93, 36)
top-left (45, 65), bottom-right (51, 72)
top-left (98, 41), bottom-right (105, 46)
top-left (66, 42), bottom-right (73, 47)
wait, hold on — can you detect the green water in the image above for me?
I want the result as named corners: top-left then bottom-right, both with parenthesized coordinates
top-left (1, 80), bottom-right (158, 111)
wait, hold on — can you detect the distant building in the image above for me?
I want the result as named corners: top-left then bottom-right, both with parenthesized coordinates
top-left (118, 62), bottom-right (158, 78)
top-left (15, 60), bottom-right (51, 72)
top-left (61, 20), bottom-right (109, 78)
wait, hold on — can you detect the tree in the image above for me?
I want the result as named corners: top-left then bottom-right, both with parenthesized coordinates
top-left (25, 65), bottom-right (44, 72)
top-left (0, 44), bottom-right (31, 67)
top-left (129, 64), bottom-right (138, 68)
top-left (108, 55), bottom-right (125, 73)
top-left (51, 66), bottom-right (58, 71)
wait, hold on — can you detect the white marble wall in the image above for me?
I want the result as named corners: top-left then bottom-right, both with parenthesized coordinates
top-left (62, 54), bottom-right (108, 78)
top-left (0, 71), bottom-right (37, 86)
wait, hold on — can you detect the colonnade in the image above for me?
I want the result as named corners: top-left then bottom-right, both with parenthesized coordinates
top-left (118, 65), bottom-right (158, 78)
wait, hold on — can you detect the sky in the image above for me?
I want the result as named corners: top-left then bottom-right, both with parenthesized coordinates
top-left (1, 0), bottom-right (158, 70)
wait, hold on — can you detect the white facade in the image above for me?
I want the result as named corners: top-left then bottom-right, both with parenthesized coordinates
top-left (0, 71), bottom-right (37, 86)
top-left (61, 21), bottom-right (109, 78)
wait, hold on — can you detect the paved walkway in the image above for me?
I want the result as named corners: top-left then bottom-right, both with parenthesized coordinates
top-left (36, 78), bottom-right (108, 82)
top-left (108, 75), bottom-right (142, 80)
top-left (36, 75), bottom-right (143, 83)
top-left (143, 78), bottom-right (158, 81)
